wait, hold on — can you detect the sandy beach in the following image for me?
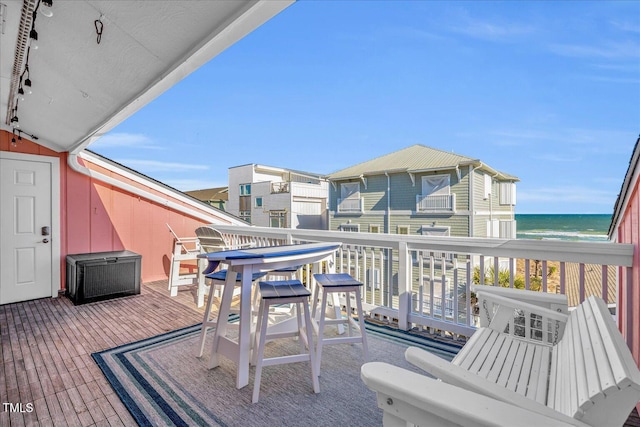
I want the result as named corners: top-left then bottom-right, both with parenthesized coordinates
top-left (515, 259), bottom-right (616, 307)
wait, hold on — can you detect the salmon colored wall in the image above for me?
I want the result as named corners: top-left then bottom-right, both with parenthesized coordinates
top-left (1, 130), bottom-right (234, 289)
top-left (617, 180), bottom-right (640, 394)
top-left (65, 155), bottom-right (234, 284)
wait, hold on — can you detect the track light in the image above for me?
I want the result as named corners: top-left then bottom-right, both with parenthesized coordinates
top-left (10, 112), bottom-right (19, 128)
top-left (30, 11), bottom-right (37, 40)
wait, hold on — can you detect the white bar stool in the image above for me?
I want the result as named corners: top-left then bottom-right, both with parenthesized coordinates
top-left (251, 280), bottom-right (319, 403)
top-left (311, 273), bottom-right (369, 373)
top-left (195, 269), bottom-right (266, 358)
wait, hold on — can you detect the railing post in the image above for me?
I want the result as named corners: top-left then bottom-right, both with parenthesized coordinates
top-left (397, 241), bottom-right (411, 331)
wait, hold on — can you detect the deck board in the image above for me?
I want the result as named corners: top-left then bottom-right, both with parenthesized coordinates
top-left (0, 280), bottom-right (638, 426)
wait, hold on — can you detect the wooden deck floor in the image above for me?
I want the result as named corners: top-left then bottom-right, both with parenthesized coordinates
top-left (1, 281), bottom-right (638, 426)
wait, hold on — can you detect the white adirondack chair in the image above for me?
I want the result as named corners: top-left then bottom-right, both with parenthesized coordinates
top-left (361, 288), bottom-right (640, 427)
top-left (167, 224), bottom-right (201, 297)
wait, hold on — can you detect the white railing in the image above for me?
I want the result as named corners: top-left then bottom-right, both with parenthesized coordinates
top-left (337, 197), bottom-right (363, 213)
top-left (207, 225), bottom-right (634, 339)
top-left (271, 182), bottom-right (290, 194)
top-left (416, 194), bottom-right (455, 212)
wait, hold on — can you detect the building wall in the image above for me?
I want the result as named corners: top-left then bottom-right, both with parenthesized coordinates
top-left (227, 165), bottom-right (257, 216)
top-left (616, 178), bottom-right (640, 387)
top-left (1, 130), bottom-right (237, 289)
top-left (329, 171), bottom-right (471, 236)
top-left (229, 165), bottom-right (328, 229)
top-left (470, 169), bottom-right (516, 238)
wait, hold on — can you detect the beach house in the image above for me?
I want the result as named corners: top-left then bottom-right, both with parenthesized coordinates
top-left (327, 144), bottom-right (519, 238)
top-left (227, 163), bottom-right (329, 229)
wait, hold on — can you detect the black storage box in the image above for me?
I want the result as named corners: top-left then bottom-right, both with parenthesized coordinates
top-left (66, 250), bottom-right (141, 305)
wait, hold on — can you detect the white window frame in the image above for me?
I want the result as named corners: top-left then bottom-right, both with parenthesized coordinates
top-left (269, 210), bottom-right (287, 228)
top-left (369, 224), bottom-right (380, 233)
top-left (239, 210), bottom-right (251, 224)
top-left (397, 225), bottom-right (410, 235)
top-left (420, 225), bottom-right (450, 237)
top-left (338, 182), bottom-right (362, 213)
top-left (421, 174), bottom-right (450, 197)
top-left (340, 223), bottom-right (360, 232)
top-left (240, 183), bottom-right (251, 196)
top-left (499, 182), bottom-right (517, 205)
top-left (483, 174), bottom-right (492, 199)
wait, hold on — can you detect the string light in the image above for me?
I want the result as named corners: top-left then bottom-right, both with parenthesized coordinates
top-left (10, 0), bottom-right (53, 133)
top-left (29, 9), bottom-right (38, 40)
top-left (10, 106), bottom-right (19, 128)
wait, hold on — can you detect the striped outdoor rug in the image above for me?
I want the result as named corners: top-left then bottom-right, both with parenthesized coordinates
top-left (92, 320), bottom-right (461, 427)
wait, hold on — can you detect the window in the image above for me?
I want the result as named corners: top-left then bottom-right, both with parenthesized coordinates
top-left (255, 197), bottom-right (263, 208)
top-left (421, 175), bottom-right (450, 197)
top-left (483, 174), bottom-right (492, 199)
top-left (499, 182), bottom-right (516, 205)
top-left (240, 211), bottom-right (251, 224)
top-left (239, 195), bottom-right (251, 211)
top-left (269, 210), bottom-right (286, 228)
top-left (369, 225), bottom-right (380, 233)
top-left (239, 183), bottom-right (251, 196)
top-left (339, 223), bottom-right (360, 232)
top-left (421, 225), bottom-right (450, 237)
top-left (417, 175), bottom-right (454, 212)
top-left (397, 225), bottom-right (409, 235)
top-left (338, 182), bottom-right (362, 212)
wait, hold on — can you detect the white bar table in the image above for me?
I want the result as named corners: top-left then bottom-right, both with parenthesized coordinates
top-left (198, 241), bottom-right (342, 389)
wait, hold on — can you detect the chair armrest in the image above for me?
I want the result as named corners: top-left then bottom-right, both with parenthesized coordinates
top-left (473, 285), bottom-right (568, 312)
top-left (361, 362), bottom-right (588, 427)
top-left (474, 290), bottom-right (569, 343)
top-left (403, 346), bottom-right (584, 425)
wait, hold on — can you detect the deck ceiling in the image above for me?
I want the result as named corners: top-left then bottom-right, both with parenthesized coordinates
top-left (0, 0), bottom-right (292, 153)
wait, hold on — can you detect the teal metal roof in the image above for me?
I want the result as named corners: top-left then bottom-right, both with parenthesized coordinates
top-left (327, 144), bottom-right (518, 181)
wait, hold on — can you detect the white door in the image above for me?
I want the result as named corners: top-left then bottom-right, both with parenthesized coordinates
top-left (0, 155), bottom-right (58, 304)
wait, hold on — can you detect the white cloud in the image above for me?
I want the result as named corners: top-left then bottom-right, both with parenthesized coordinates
top-left (610, 20), bottom-right (640, 34)
top-left (163, 179), bottom-right (228, 192)
top-left (449, 19), bottom-right (534, 42)
top-left (92, 133), bottom-right (161, 149)
top-left (115, 159), bottom-right (209, 172)
top-left (488, 128), bottom-right (634, 151)
top-left (549, 40), bottom-right (640, 60)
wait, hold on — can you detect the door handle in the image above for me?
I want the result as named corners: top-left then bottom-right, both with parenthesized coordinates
top-left (41, 226), bottom-right (50, 236)
top-left (42, 238), bottom-right (49, 243)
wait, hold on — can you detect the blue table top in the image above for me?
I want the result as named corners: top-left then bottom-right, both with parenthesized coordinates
top-left (198, 241), bottom-right (342, 261)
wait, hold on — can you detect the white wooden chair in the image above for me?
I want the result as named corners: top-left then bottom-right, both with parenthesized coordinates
top-left (361, 289), bottom-right (640, 427)
top-left (194, 226), bottom-right (255, 307)
top-left (167, 224), bottom-right (201, 297)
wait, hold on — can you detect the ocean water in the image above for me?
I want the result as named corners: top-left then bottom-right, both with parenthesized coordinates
top-left (515, 214), bottom-right (611, 242)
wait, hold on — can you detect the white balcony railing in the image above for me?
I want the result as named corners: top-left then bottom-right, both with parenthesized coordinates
top-left (208, 225), bottom-right (634, 340)
top-left (416, 193), bottom-right (455, 212)
top-left (271, 182), bottom-right (290, 194)
top-left (337, 197), bottom-right (363, 213)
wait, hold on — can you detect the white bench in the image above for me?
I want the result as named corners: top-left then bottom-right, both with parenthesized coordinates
top-left (361, 290), bottom-right (640, 427)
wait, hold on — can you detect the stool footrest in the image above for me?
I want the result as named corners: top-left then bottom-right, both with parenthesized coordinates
top-left (261, 354), bottom-right (312, 367)
top-left (320, 336), bottom-right (365, 345)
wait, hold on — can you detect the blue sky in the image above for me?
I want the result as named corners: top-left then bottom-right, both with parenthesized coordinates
top-left (91, 1), bottom-right (640, 214)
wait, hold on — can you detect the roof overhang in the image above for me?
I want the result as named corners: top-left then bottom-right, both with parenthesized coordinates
top-left (1, 0), bottom-right (294, 153)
